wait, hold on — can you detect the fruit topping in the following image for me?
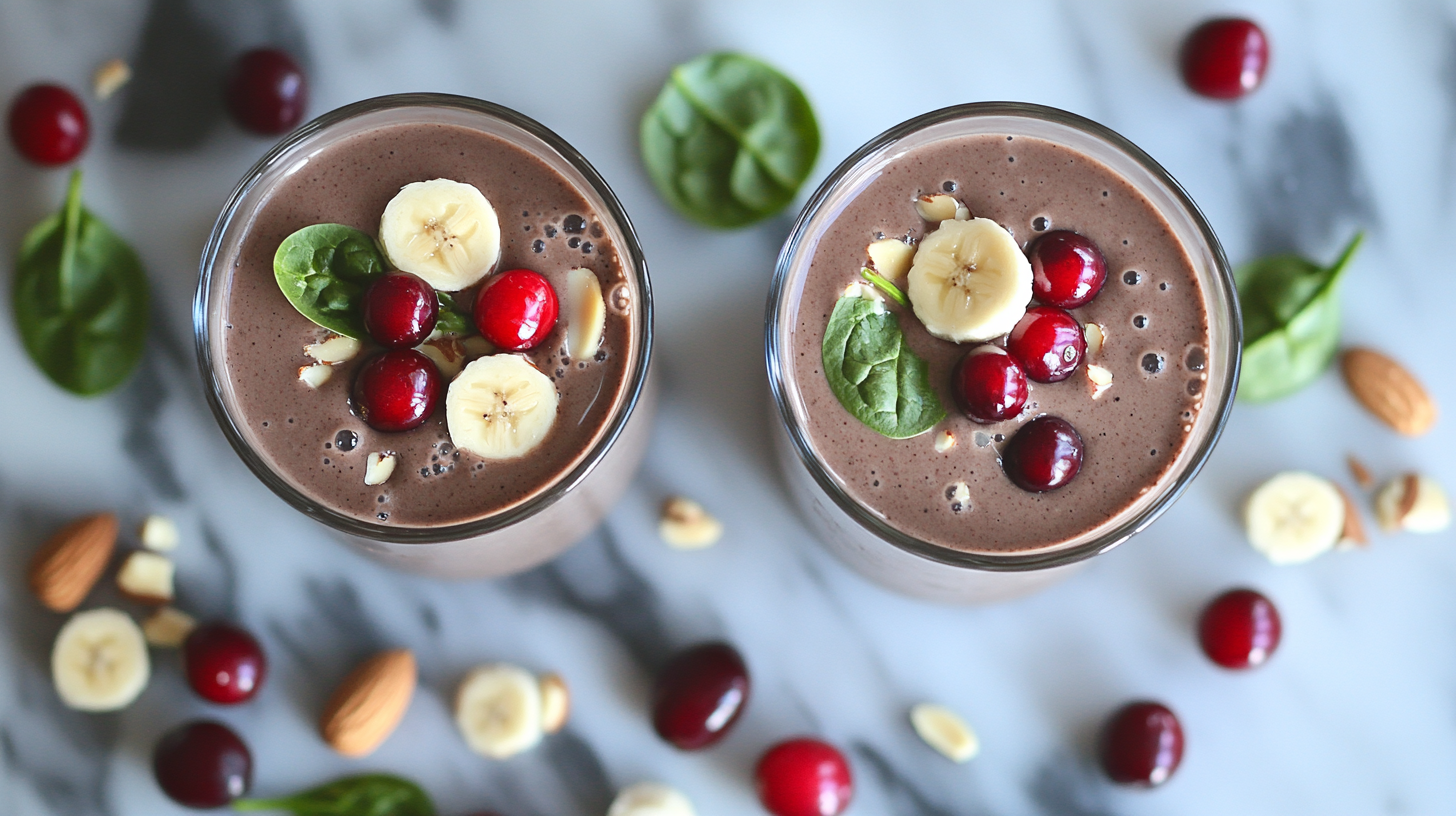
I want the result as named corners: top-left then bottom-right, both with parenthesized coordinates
top-left (380, 178), bottom-right (501, 291)
top-left (7, 83), bottom-right (89, 165)
top-left (952, 345), bottom-right (1028, 423)
top-left (225, 48), bottom-right (308, 135)
top-left (1006, 306), bottom-right (1085, 383)
top-left (454, 663), bottom-right (544, 759)
top-left (353, 349), bottom-right (443, 433)
top-left (446, 355), bottom-right (559, 459)
top-left (184, 621), bottom-right (267, 704)
top-left (153, 720), bottom-right (253, 808)
top-left (608, 783), bottom-right (696, 816)
top-left (909, 703), bottom-right (979, 763)
top-left (1100, 701), bottom-right (1184, 786)
top-left (1028, 230), bottom-right (1107, 308)
top-left (363, 272), bottom-right (439, 349)
top-left (1180, 18), bottom-right (1270, 100)
top-left (1199, 588), bottom-right (1281, 669)
top-left (52, 608), bottom-right (149, 711)
top-left (906, 218), bottom-right (1032, 343)
top-left (1244, 471), bottom-right (1344, 564)
top-left (755, 738), bottom-right (854, 816)
top-left (474, 269), bottom-right (559, 351)
top-left (1001, 416), bottom-right (1084, 493)
top-left (652, 642), bottom-right (750, 750)
top-left (565, 267), bottom-right (606, 360)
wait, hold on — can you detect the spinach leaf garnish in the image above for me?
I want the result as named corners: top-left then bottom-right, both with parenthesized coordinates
top-left (640, 52), bottom-right (820, 228)
top-left (13, 170), bottom-right (150, 396)
top-left (234, 773), bottom-right (434, 816)
top-left (274, 223), bottom-right (387, 339)
top-left (822, 294), bottom-right (946, 439)
top-left (1236, 232), bottom-right (1363, 402)
top-left (435, 290), bottom-right (469, 335)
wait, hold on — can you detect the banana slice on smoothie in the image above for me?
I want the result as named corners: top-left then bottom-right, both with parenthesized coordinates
top-left (454, 663), bottom-right (544, 759)
top-left (52, 608), bottom-right (150, 711)
top-left (907, 217), bottom-right (1032, 343)
top-left (1244, 471), bottom-right (1346, 564)
top-left (379, 179), bottom-right (501, 291)
top-left (446, 355), bottom-right (558, 460)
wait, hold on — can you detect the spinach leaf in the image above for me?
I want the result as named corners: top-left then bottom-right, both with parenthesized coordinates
top-left (234, 774), bottom-right (434, 816)
top-left (274, 223), bottom-right (387, 339)
top-left (1236, 232), bottom-right (1362, 402)
top-left (13, 170), bottom-right (150, 396)
top-left (640, 51), bottom-right (820, 228)
top-left (435, 290), bottom-right (469, 335)
top-left (822, 294), bottom-right (946, 438)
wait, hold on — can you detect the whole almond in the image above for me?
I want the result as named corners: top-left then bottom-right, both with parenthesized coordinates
top-left (319, 649), bottom-right (416, 757)
top-left (1341, 348), bottom-right (1437, 436)
top-left (28, 513), bottom-right (118, 612)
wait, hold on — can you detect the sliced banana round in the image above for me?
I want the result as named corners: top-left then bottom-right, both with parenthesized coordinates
top-left (1245, 471), bottom-right (1345, 565)
top-left (446, 355), bottom-right (559, 460)
top-left (565, 267), bottom-right (606, 361)
top-left (607, 782), bottom-right (697, 816)
top-left (906, 217), bottom-right (1032, 343)
top-left (379, 179), bottom-right (500, 291)
top-left (455, 663), bottom-right (543, 759)
top-left (52, 608), bottom-right (150, 712)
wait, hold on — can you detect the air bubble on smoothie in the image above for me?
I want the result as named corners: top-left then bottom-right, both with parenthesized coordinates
top-left (973, 431), bottom-right (993, 447)
top-left (377, 512), bottom-right (389, 521)
top-left (523, 224), bottom-right (532, 232)
top-left (323, 457), bottom-right (330, 465)
top-left (563, 214), bottom-right (587, 234)
top-left (1123, 270), bottom-right (1141, 285)
top-left (1188, 379), bottom-right (1204, 396)
top-left (532, 239), bottom-right (545, 253)
top-left (1032, 216), bottom-right (1050, 232)
top-left (1159, 282), bottom-right (1169, 290)
top-left (335, 430), bottom-right (359, 451)
top-left (1185, 346), bottom-right (1207, 371)
top-left (609, 284), bottom-right (632, 315)
top-left (568, 237), bottom-right (581, 249)
top-left (582, 241), bottom-right (593, 254)
top-left (993, 433), bottom-right (1005, 443)
top-left (594, 350), bottom-right (608, 362)
top-left (1141, 353), bottom-right (1165, 374)
top-left (1133, 315), bottom-right (1148, 329)
top-left (544, 225), bottom-right (558, 238)
top-left (942, 180), bottom-right (958, 192)
top-left (378, 495), bottom-right (386, 503)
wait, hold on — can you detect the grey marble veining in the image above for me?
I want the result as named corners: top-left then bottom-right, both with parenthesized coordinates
top-left (3, 1), bottom-right (1456, 814)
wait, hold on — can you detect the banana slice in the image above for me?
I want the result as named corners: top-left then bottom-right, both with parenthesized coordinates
top-left (608, 783), bottom-right (696, 816)
top-left (906, 218), bottom-right (1032, 343)
top-left (566, 268), bottom-right (606, 361)
top-left (379, 179), bottom-right (500, 291)
top-left (52, 608), bottom-right (150, 711)
top-left (455, 663), bottom-right (543, 759)
top-left (1244, 471), bottom-right (1345, 565)
top-left (446, 356), bottom-right (559, 460)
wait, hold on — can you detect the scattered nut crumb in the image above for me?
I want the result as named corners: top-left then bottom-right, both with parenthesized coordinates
top-left (138, 514), bottom-right (179, 551)
top-left (1375, 473), bottom-right (1451, 533)
top-left (1346, 455), bottom-right (1373, 489)
top-left (1086, 364), bottom-right (1113, 399)
top-left (866, 238), bottom-right (915, 280)
top-left (539, 673), bottom-right (570, 733)
top-left (1335, 486), bottom-right (1368, 549)
top-left (659, 497), bottom-right (722, 549)
top-left (953, 204), bottom-right (971, 220)
top-left (915, 194), bottom-right (960, 222)
top-left (305, 334), bottom-right (362, 364)
top-left (933, 430), bottom-right (956, 452)
top-left (298, 363), bottom-right (333, 388)
top-left (365, 452), bottom-right (397, 486)
top-left (1084, 323), bottom-right (1105, 356)
top-left (142, 606), bottom-right (196, 647)
top-left (461, 335), bottom-right (494, 359)
top-left (92, 58), bottom-right (131, 100)
top-left (116, 551), bottom-right (175, 604)
top-left (910, 702), bottom-right (979, 762)
top-left (418, 337), bottom-right (465, 378)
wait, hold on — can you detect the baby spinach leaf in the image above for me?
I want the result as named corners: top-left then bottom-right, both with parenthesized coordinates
top-left (435, 290), bottom-right (469, 335)
top-left (1236, 232), bottom-right (1362, 403)
top-left (274, 223), bottom-right (386, 339)
top-left (640, 51), bottom-right (820, 228)
top-left (822, 294), bottom-right (946, 439)
top-left (234, 773), bottom-right (434, 816)
top-left (13, 170), bottom-right (150, 396)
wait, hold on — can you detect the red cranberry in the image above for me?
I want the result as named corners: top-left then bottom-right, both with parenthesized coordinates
top-left (1180, 18), bottom-right (1270, 100)
top-left (474, 269), bottom-right (559, 351)
top-left (1100, 701), bottom-right (1184, 787)
top-left (153, 720), bottom-right (252, 807)
top-left (1199, 588), bottom-right (1281, 669)
top-left (224, 48), bottom-right (308, 135)
top-left (1006, 307), bottom-right (1085, 383)
top-left (363, 272), bottom-right (439, 349)
top-left (7, 84), bottom-right (88, 166)
top-left (1002, 416), bottom-right (1083, 492)
top-left (756, 738), bottom-right (853, 816)
top-left (652, 642), bottom-right (750, 750)
top-left (952, 346), bottom-right (1028, 423)
top-left (352, 349), bottom-right (443, 432)
top-left (184, 622), bottom-right (267, 705)
top-left (1029, 230), bottom-right (1107, 308)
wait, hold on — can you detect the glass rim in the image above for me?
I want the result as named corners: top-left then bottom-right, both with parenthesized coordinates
top-left (765, 101), bottom-right (1242, 572)
top-left (194, 92), bottom-right (653, 544)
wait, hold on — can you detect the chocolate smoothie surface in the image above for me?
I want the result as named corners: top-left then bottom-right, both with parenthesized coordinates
top-left (219, 122), bottom-right (632, 529)
top-left (788, 134), bottom-right (1210, 554)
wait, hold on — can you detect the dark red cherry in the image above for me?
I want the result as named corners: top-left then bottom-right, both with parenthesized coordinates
top-left (352, 349), bottom-right (442, 432)
top-left (652, 642), bottom-right (750, 750)
top-left (1100, 701), bottom-right (1184, 787)
top-left (1029, 230), bottom-right (1107, 308)
top-left (952, 346), bottom-right (1028, 423)
top-left (756, 738), bottom-right (853, 816)
top-left (7, 84), bottom-right (88, 166)
top-left (474, 269), bottom-right (559, 351)
top-left (153, 720), bottom-right (252, 807)
top-left (363, 272), bottom-right (439, 349)
top-left (1002, 416), bottom-right (1083, 492)
top-left (1199, 588), bottom-right (1281, 669)
top-left (1006, 306), bottom-right (1085, 383)
top-left (1180, 18), bottom-right (1270, 100)
top-left (184, 622), bottom-right (268, 704)
top-left (225, 48), bottom-right (308, 135)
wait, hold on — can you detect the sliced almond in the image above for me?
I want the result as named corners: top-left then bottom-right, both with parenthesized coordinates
top-left (910, 702), bottom-right (979, 762)
top-left (866, 239), bottom-right (915, 280)
top-left (116, 551), bottom-right (175, 605)
top-left (142, 606), bottom-right (196, 648)
top-left (659, 497), bottom-right (723, 550)
top-left (365, 452), bottom-right (397, 486)
top-left (1375, 473), bottom-right (1451, 534)
top-left (138, 514), bottom-right (179, 551)
top-left (29, 513), bottom-right (118, 613)
top-left (1335, 485), bottom-right (1368, 549)
top-left (1084, 322), bottom-right (1106, 357)
top-left (298, 363), bottom-right (333, 388)
top-left (538, 672), bottom-right (570, 734)
top-left (1086, 364), bottom-right (1113, 399)
top-left (915, 194), bottom-right (959, 222)
top-left (1341, 348), bottom-right (1437, 436)
top-left (319, 649), bottom-right (417, 757)
top-left (933, 430), bottom-right (956, 453)
top-left (566, 267), bottom-right (606, 361)
top-left (462, 335), bottom-right (495, 359)
top-left (953, 204), bottom-right (971, 220)
top-left (93, 58), bottom-right (131, 100)
top-left (305, 334), bottom-right (362, 365)
top-left (1346, 455), bottom-right (1374, 489)
top-left (418, 337), bottom-right (466, 379)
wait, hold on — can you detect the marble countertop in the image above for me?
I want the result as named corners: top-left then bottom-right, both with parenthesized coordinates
top-left (3, 1), bottom-right (1455, 814)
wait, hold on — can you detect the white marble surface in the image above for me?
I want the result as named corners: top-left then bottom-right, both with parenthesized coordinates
top-left (2, 0), bottom-right (1455, 813)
